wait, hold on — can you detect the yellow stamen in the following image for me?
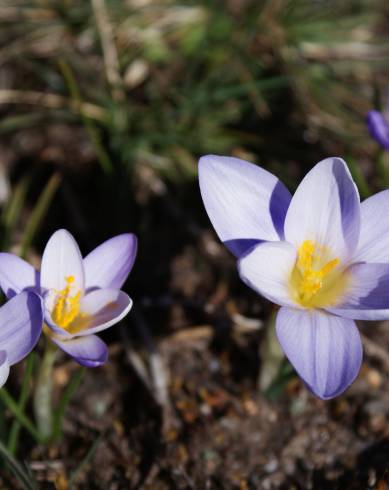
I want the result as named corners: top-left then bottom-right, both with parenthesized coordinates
top-left (290, 240), bottom-right (348, 308)
top-left (52, 275), bottom-right (82, 329)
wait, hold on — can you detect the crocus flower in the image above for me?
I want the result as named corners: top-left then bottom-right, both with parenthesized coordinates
top-left (367, 103), bottom-right (389, 150)
top-left (199, 155), bottom-right (389, 399)
top-left (0, 230), bottom-right (137, 367)
top-left (0, 292), bottom-right (42, 386)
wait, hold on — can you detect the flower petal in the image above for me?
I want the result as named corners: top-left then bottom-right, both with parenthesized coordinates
top-left (51, 335), bottom-right (108, 367)
top-left (276, 307), bottom-right (362, 399)
top-left (70, 289), bottom-right (132, 337)
top-left (40, 229), bottom-right (84, 293)
top-left (237, 241), bottom-right (297, 307)
top-left (0, 351), bottom-right (10, 388)
top-left (367, 110), bottom-right (389, 149)
top-left (353, 190), bottom-right (389, 263)
top-left (84, 233), bottom-right (137, 291)
top-left (0, 292), bottom-right (43, 365)
top-left (327, 263), bottom-right (389, 320)
top-left (199, 155), bottom-right (292, 257)
top-left (0, 253), bottom-right (39, 298)
top-left (284, 158), bottom-right (360, 261)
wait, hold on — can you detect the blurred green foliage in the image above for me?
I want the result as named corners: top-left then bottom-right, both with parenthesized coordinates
top-left (0, 0), bottom-right (388, 193)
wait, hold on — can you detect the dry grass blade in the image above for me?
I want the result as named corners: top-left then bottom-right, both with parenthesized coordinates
top-left (0, 90), bottom-right (107, 122)
top-left (0, 6), bottom-right (55, 22)
top-left (91, 0), bottom-right (125, 102)
top-left (131, 307), bottom-right (171, 412)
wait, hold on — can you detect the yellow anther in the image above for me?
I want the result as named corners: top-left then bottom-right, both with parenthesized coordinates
top-left (319, 258), bottom-right (339, 277)
top-left (289, 240), bottom-right (346, 308)
top-left (297, 239), bottom-right (314, 270)
top-left (52, 276), bottom-right (82, 329)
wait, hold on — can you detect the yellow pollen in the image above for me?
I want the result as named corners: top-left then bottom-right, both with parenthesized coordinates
top-left (290, 240), bottom-right (347, 308)
top-left (52, 276), bottom-right (82, 329)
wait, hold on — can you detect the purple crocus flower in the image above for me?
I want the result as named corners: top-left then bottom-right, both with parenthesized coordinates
top-left (199, 155), bottom-right (389, 399)
top-left (367, 106), bottom-right (389, 150)
top-left (0, 292), bottom-right (42, 386)
top-left (0, 229), bottom-right (137, 367)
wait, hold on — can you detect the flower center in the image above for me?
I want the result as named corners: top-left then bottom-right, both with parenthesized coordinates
top-left (51, 275), bottom-right (82, 329)
top-left (289, 240), bottom-right (348, 308)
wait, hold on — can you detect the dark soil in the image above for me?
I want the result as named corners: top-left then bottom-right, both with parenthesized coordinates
top-left (2, 230), bottom-right (388, 489)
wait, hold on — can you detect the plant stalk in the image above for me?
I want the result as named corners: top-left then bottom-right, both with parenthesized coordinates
top-left (33, 339), bottom-right (57, 442)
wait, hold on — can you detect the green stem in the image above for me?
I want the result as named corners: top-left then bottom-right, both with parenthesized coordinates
top-left (33, 340), bottom-right (57, 442)
top-left (258, 310), bottom-right (284, 393)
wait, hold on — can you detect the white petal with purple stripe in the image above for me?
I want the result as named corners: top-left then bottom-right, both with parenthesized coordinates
top-left (276, 307), bottom-right (362, 399)
top-left (199, 155), bottom-right (292, 257)
top-left (84, 233), bottom-right (137, 291)
top-left (284, 157), bottom-right (360, 262)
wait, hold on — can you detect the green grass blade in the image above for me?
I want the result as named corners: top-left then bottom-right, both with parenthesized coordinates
top-left (0, 114), bottom-right (47, 134)
top-left (0, 176), bottom-right (30, 251)
top-left (0, 439), bottom-right (37, 490)
top-left (0, 389), bottom-right (43, 444)
top-left (68, 432), bottom-right (103, 489)
top-left (347, 156), bottom-right (371, 199)
top-left (7, 353), bottom-right (36, 455)
top-left (264, 359), bottom-right (295, 401)
top-left (377, 150), bottom-right (389, 190)
top-left (52, 368), bottom-right (85, 441)
top-left (20, 172), bottom-right (61, 260)
top-left (58, 59), bottom-right (113, 175)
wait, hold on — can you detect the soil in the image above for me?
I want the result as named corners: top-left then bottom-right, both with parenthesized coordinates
top-left (1, 229), bottom-right (388, 490)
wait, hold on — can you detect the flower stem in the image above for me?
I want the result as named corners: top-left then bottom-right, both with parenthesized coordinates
top-left (33, 339), bottom-right (57, 442)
